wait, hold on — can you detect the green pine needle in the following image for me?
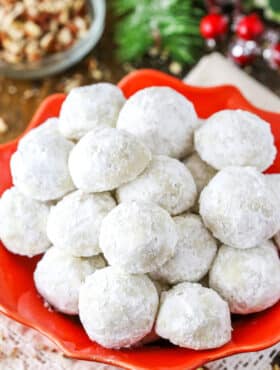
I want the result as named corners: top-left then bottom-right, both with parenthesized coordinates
top-left (113, 0), bottom-right (205, 64)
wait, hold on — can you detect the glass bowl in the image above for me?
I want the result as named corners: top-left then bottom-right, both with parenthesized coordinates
top-left (0, 0), bottom-right (106, 79)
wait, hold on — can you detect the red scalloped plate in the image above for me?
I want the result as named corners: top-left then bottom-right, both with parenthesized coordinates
top-left (0, 69), bottom-right (280, 370)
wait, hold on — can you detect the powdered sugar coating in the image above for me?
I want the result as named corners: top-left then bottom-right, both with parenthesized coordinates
top-left (117, 87), bottom-right (197, 159)
top-left (209, 242), bottom-right (280, 314)
top-left (68, 127), bottom-right (151, 192)
top-left (155, 282), bottom-right (231, 349)
top-left (11, 119), bottom-right (75, 201)
top-left (47, 190), bottom-right (116, 257)
top-left (194, 109), bottom-right (276, 171)
top-left (23, 118), bottom-right (59, 139)
top-left (79, 266), bottom-right (159, 349)
top-left (116, 155), bottom-right (197, 215)
top-left (0, 187), bottom-right (50, 257)
top-left (34, 247), bottom-right (106, 315)
top-left (99, 201), bottom-right (178, 273)
top-left (59, 83), bottom-right (126, 140)
top-left (150, 214), bottom-right (217, 284)
top-left (265, 174), bottom-right (280, 250)
top-left (265, 174), bottom-right (280, 204)
top-left (183, 152), bottom-right (217, 194)
top-left (200, 167), bottom-right (280, 249)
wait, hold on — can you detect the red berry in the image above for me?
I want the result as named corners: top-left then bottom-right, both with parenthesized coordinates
top-left (273, 43), bottom-right (280, 67)
top-left (236, 13), bottom-right (264, 41)
top-left (232, 53), bottom-right (256, 66)
top-left (229, 39), bottom-right (258, 66)
top-left (200, 13), bottom-right (228, 40)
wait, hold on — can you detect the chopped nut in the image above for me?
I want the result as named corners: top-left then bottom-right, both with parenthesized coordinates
top-left (25, 40), bottom-right (42, 61)
top-left (24, 20), bottom-right (42, 38)
top-left (91, 69), bottom-right (103, 81)
top-left (169, 61), bottom-right (183, 75)
top-left (49, 19), bottom-right (59, 33)
top-left (2, 37), bottom-right (24, 55)
top-left (57, 27), bottom-right (72, 47)
top-left (40, 32), bottom-right (54, 51)
top-left (59, 73), bottom-right (84, 93)
top-left (148, 46), bottom-right (159, 57)
top-left (73, 0), bottom-right (85, 13)
top-left (23, 88), bottom-right (38, 99)
top-left (74, 16), bottom-right (87, 32)
top-left (122, 62), bottom-right (135, 73)
top-left (1, 50), bottom-right (22, 63)
top-left (58, 9), bottom-right (69, 24)
top-left (8, 84), bottom-right (17, 94)
top-left (6, 21), bottom-right (25, 40)
top-left (0, 118), bottom-right (8, 134)
top-left (87, 57), bottom-right (98, 72)
top-left (0, 0), bottom-right (91, 63)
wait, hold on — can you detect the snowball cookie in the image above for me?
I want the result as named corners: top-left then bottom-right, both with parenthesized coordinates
top-left (69, 127), bottom-right (151, 192)
top-left (270, 173), bottom-right (280, 248)
top-left (11, 119), bottom-right (75, 201)
top-left (194, 109), bottom-right (276, 171)
top-left (150, 214), bottom-right (217, 284)
top-left (200, 166), bottom-right (280, 249)
top-left (266, 176), bottom-right (280, 247)
top-left (117, 86), bottom-right (197, 158)
top-left (59, 83), bottom-right (126, 140)
top-left (0, 187), bottom-right (50, 257)
top-left (265, 174), bottom-right (280, 204)
top-left (79, 266), bottom-right (159, 349)
top-left (156, 282), bottom-right (231, 349)
top-left (183, 152), bottom-right (217, 194)
top-left (116, 155), bottom-right (197, 216)
top-left (34, 247), bottom-right (106, 315)
top-left (47, 190), bottom-right (116, 257)
top-left (209, 242), bottom-right (280, 314)
top-left (99, 201), bottom-right (178, 273)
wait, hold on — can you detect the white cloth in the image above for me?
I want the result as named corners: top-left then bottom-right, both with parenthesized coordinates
top-left (0, 314), bottom-right (120, 370)
top-left (185, 52), bottom-right (280, 112)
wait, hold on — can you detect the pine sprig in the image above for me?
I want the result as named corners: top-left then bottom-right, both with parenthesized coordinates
top-left (113, 0), bottom-right (205, 64)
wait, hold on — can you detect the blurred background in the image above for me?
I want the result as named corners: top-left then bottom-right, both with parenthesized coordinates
top-left (0, 0), bottom-right (279, 143)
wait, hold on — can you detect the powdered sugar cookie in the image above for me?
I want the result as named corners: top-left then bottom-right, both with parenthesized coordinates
top-left (79, 266), bottom-right (158, 349)
top-left (150, 214), bottom-right (217, 284)
top-left (200, 167), bottom-right (280, 248)
top-left (47, 190), bottom-right (116, 257)
top-left (59, 83), bottom-right (125, 140)
top-left (34, 247), bottom-right (106, 315)
top-left (11, 119), bottom-right (75, 201)
top-left (68, 128), bottom-right (151, 192)
top-left (156, 282), bottom-right (231, 349)
top-left (194, 109), bottom-right (276, 171)
top-left (209, 242), bottom-right (280, 314)
top-left (117, 87), bottom-right (197, 158)
top-left (117, 155), bottom-right (197, 215)
top-left (0, 187), bottom-right (50, 257)
top-left (99, 201), bottom-right (177, 273)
